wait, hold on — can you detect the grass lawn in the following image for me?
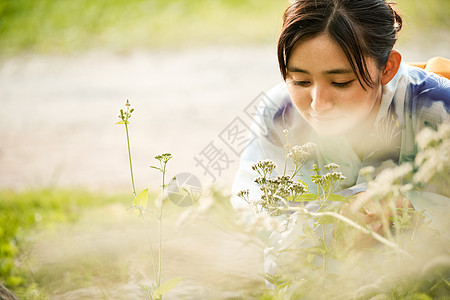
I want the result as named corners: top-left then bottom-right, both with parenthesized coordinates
top-left (0, 188), bottom-right (265, 299)
top-left (0, 189), bottom-right (130, 298)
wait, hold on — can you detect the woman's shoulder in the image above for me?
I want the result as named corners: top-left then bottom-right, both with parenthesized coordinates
top-left (401, 63), bottom-right (450, 129)
top-left (404, 63), bottom-right (450, 102)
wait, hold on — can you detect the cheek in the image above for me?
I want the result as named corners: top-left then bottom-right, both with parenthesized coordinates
top-left (336, 89), bottom-right (376, 115)
top-left (287, 87), bottom-right (310, 112)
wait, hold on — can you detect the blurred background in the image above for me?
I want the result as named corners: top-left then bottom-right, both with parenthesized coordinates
top-left (0, 0), bottom-right (449, 298)
top-left (0, 0), bottom-right (449, 192)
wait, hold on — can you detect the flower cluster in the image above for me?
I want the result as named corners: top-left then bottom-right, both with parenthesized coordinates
top-left (359, 166), bottom-right (375, 180)
top-left (311, 171), bottom-right (345, 185)
top-left (236, 189), bottom-right (250, 205)
top-left (311, 163), bottom-right (345, 194)
top-left (415, 122), bottom-right (449, 151)
top-left (155, 153), bottom-right (173, 164)
top-left (414, 122), bottom-right (450, 185)
top-left (287, 142), bottom-right (316, 166)
top-left (362, 163), bottom-right (413, 202)
top-left (322, 171), bottom-right (346, 183)
top-left (252, 160), bottom-right (277, 177)
top-left (254, 174), bottom-right (307, 215)
top-left (118, 99), bottom-right (134, 123)
top-left (324, 163), bottom-right (339, 172)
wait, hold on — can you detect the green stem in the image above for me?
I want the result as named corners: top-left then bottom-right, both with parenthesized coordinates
top-left (322, 224), bottom-right (327, 274)
top-left (158, 214), bottom-right (162, 285)
top-left (125, 122), bottom-right (136, 198)
top-left (158, 161), bottom-right (166, 289)
top-left (409, 211), bottom-right (421, 246)
top-left (290, 162), bottom-right (304, 180)
top-left (274, 207), bottom-right (414, 259)
top-left (138, 208), bottom-right (158, 284)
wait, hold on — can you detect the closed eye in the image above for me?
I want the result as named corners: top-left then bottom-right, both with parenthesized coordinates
top-left (291, 80), bottom-right (311, 87)
top-left (332, 80), bottom-right (354, 88)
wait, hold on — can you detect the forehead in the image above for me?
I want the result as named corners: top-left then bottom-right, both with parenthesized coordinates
top-left (288, 33), bottom-right (353, 72)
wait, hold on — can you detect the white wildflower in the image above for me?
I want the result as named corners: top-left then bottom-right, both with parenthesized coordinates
top-left (400, 183), bottom-right (413, 194)
top-left (365, 163), bottom-right (413, 200)
top-left (324, 163), bottom-right (339, 172)
top-left (252, 160), bottom-right (277, 175)
top-left (414, 139), bottom-right (450, 184)
top-left (415, 127), bottom-right (439, 150)
top-left (288, 142), bottom-right (316, 166)
top-left (376, 163), bottom-right (412, 185)
top-left (359, 166), bottom-right (375, 179)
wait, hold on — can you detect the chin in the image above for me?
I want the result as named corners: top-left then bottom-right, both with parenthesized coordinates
top-left (309, 120), bottom-right (353, 137)
top-left (313, 127), bottom-right (346, 137)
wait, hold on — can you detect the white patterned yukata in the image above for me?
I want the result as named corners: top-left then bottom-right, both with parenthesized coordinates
top-left (230, 62), bottom-right (450, 279)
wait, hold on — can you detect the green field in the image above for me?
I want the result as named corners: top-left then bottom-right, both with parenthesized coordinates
top-left (0, 189), bottom-right (130, 298)
top-left (0, 0), bottom-right (449, 56)
top-left (1, 1), bottom-right (449, 298)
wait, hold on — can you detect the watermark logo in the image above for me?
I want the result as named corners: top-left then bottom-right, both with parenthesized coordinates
top-left (167, 172), bottom-right (202, 207)
top-left (193, 91), bottom-right (278, 183)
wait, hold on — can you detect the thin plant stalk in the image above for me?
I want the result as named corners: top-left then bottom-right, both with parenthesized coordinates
top-left (125, 120), bottom-right (137, 198)
top-left (158, 161), bottom-right (166, 288)
top-left (321, 224), bottom-right (327, 274)
top-left (118, 102), bottom-right (181, 299)
top-left (118, 101), bottom-right (159, 295)
top-left (135, 208), bottom-right (158, 286)
top-left (275, 206), bottom-right (413, 259)
top-left (151, 153), bottom-right (172, 297)
top-left (118, 99), bottom-right (137, 198)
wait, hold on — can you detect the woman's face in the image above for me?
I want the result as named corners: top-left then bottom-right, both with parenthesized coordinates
top-left (286, 33), bottom-right (383, 137)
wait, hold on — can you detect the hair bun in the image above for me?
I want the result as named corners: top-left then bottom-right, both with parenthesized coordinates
top-left (387, 1), bottom-right (403, 32)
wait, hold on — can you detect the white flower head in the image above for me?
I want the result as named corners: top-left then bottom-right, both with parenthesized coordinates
top-left (324, 163), bottom-right (339, 172)
top-left (415, 127), bottom-right (439, 150)
top-left (359, 166), bottom-right (375, 179)
top-left (288, 142), bottom-right (316, 166)
top-left (376, 163), bottom-right (413, 185)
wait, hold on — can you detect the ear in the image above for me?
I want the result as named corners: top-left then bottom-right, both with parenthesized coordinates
top-left (381, 50), bottom-right (402, 85)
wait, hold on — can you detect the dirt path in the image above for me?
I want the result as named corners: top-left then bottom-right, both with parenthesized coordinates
top-left (0, 47), bottom-right (282, 192)
top-left (0, 44), bottom-right (447, 192)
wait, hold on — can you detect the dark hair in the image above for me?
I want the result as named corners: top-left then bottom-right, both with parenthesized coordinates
top-left (277, 0), bottom-right (402, 88)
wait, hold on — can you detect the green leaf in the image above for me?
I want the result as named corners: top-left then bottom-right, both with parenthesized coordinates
top-left (287, 195), bottom-right (300, 202)
top-left (153, 277), bottom-right (184, 299)
top-left (294, 193), bottom-right (317, 202)
top-left (133, 189), bottom-right (148, 208)
top-left (326, 194), bottom-right (347, 202)
top-left (318, 215), bottom-right (336, 225)
top-left (150, 166), bottom-right (162, 171)
top-left (138, 284), bottom-right (153, 297)
top-left (297, 179), bottom-right (309, 192)
top-left (302, 223), bottom-right (316, 241)
top-left (302, 246), bottom-right (323, 255)
top-left (405, 293), bottom-right (432, 300)
top-left (115, 120), bottom-right (129, 125)
top-left (306, 254), bottom-right (315, 264)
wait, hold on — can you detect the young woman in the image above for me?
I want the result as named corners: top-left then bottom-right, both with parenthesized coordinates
top-left (231, 0), bottom-right (449, 276)
top-left (232, 0), bottom-right (449, 208)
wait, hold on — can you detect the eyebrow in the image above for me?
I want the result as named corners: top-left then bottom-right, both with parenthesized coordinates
top-left (287, 66), bottom-right (353, 75)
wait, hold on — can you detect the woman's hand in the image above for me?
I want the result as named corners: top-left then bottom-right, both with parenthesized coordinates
top-left (339, 192), bottom-right (412, 248)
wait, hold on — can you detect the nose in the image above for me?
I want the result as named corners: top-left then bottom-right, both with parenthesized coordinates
top-left (311, 85), bottom-right (333, 113)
